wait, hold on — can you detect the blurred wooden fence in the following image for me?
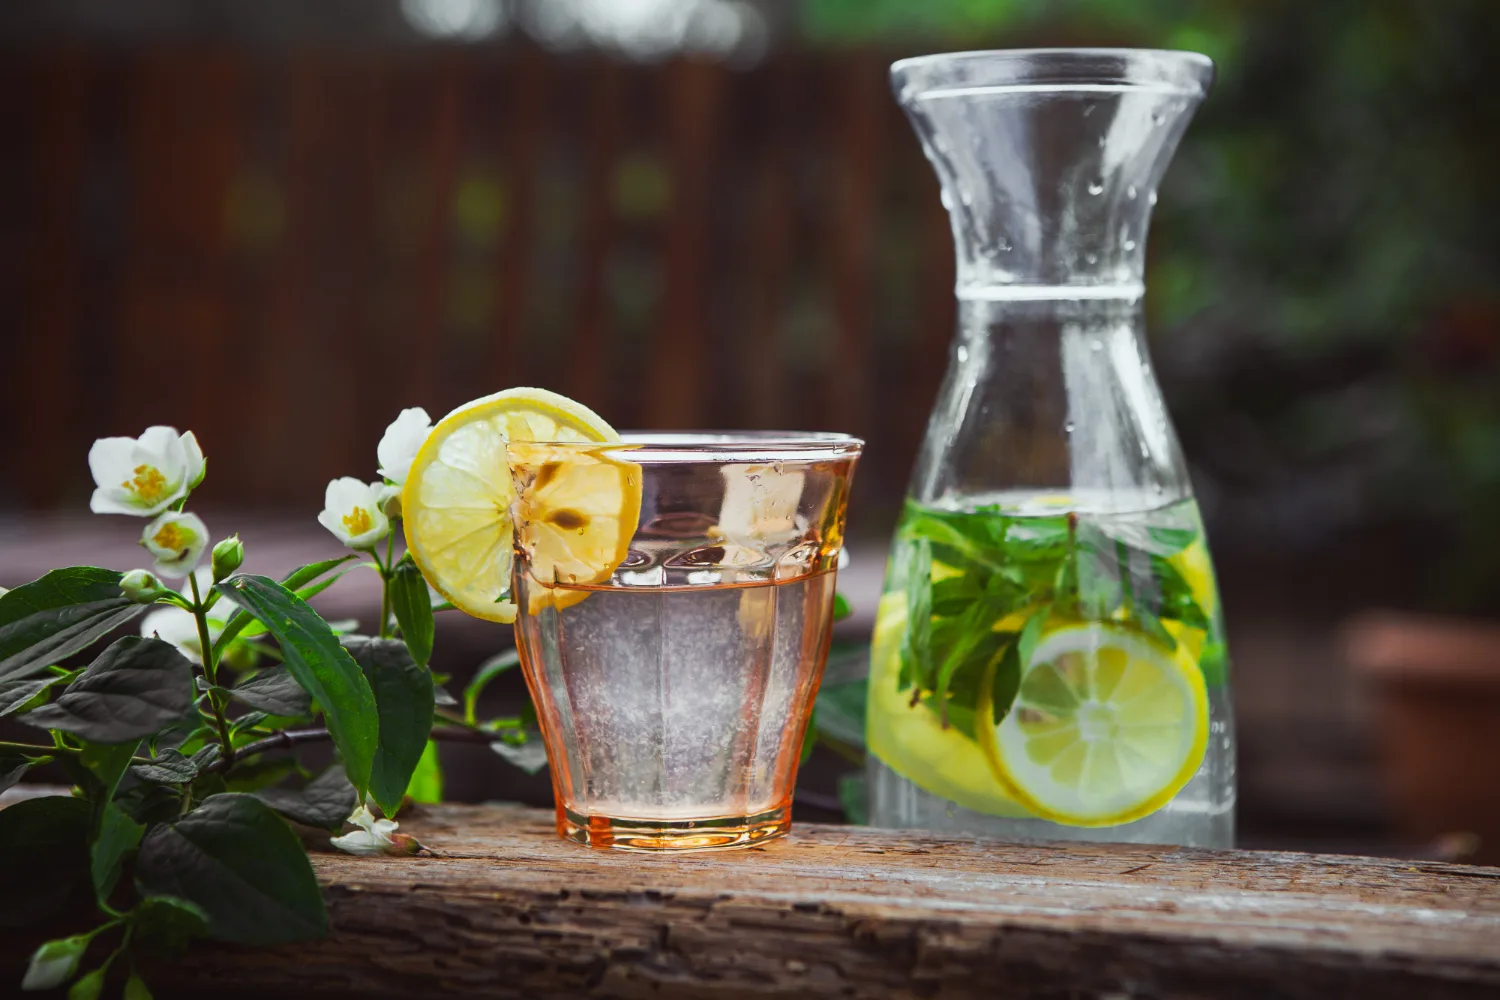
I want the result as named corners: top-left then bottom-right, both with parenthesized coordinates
top-left (0, 44), bottom-right (957, 516)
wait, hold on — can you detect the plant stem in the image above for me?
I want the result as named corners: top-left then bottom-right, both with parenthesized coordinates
top-left (377, 532), bottom-right (396, 639)
top-left (188, 571), bottom-right (236, 769)
top-left (0, 739), bottom-right (78, 756)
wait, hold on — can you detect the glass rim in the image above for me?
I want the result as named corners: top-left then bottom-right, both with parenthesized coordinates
top-left (506, 431), bottom-right (863, 464)
top-left (891, 48), bottom-right (1214, 100)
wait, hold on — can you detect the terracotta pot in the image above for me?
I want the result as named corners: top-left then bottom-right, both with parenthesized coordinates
top-left (1344, 612), bottom-right (1500, 864)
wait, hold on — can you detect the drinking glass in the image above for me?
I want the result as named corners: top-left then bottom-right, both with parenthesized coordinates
top-left (507, 432), bottom-right (862, 851)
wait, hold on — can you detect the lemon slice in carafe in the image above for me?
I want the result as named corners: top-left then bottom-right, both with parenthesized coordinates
top-left (979, 623), bottom-right (1209, 827)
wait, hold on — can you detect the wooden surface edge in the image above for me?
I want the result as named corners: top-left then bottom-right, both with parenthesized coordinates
top-left (4, 800), bottom-right (1499, 999)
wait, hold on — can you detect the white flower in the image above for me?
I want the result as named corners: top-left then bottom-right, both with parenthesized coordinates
top-left (22, 935), bottom-right (87, 991)
top-left (89, 427), bottom-right (205, 516)
top-left (376, 407), bottom-right (432, 487)
top-left (141, 511), bottom-right (209, 578)
top-left (318, 478), bottom-right (391, 551)
top-left (331, 803), bottom-right (420, 856)
top-left (140, 570), bottom-right (224, 664)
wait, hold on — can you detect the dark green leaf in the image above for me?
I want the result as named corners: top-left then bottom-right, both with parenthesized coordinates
top-left (391, 562), bottom-right (435, 667)
top-left (814, 678), bottom-right (867, 748)
top-left (131, 895), bottom-right (211, 955)
top-left (342, 637), bottom-right (434, 817)
top-left (837, 772), bottom-right (867, 825)
top-left (0, 795), bottom-right (91, 927)
top-left (1199, 639), bottom-right (1230, 688)
top-left (115, 782), bottom-right (185, 827)
top-left (254, 765), bottom-right (356, 830)
top-left (899, 542), bottom-right (933, 691)
top-left (229, 667), bottom-right (312, 717)
top-left (212, 555), bottom-right (359, 657)
top-left (0, 673), bottom-right (67, 716)
top-left (132, 749), bottom-right (199, 784)
top-left (23, 637), bottom-right (194, 744)
top-left (0, 753), bottom-right (39, 794)
top-left (831, 592), bottom-right (852, 622)
top-left (0, 567), bottom-right (150, 683)
top-left (214, 575), bottom-right (377, 796)
top-left (1074, 525), bottom-right (1124, 618)
top-left (134, 793), bottom-right (327, 944)
top-left (92, 801), bottom-right (146, 900)
top-left (464, 648), bottom-right (520, 724)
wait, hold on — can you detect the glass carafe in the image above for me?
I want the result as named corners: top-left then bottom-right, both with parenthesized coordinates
top-left (866, 49), bottom-right (1234, 847)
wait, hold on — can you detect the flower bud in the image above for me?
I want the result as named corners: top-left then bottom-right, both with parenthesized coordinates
top-left (22, 935), bottom-right (88, 991)
top-left (68, 967), bottom-right (105, 1000)
top-left (0, 586), bottom-right (8, 599)
top-left (376, 482), bottom-right (403, 520)
top-left (120, 569), bottom-right (166, 604)
top-left (211, 534), bottom-right (245, 582)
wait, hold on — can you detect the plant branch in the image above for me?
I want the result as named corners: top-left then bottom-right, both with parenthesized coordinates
top-left (200, 724), bottom-right (499, 775)
top-left (189, 571), bottom-right (236, 769)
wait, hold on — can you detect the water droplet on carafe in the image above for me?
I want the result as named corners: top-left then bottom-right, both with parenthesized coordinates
top-left (1126, 185), bottom-right (1137, 200)
top-left (1123, 238), bottom-right (1137, 251)
top-left (1152, 112), bottom-right (1165, 126)
top-left (955, 345), bottom-right (969, 363)
top-left (1149, 191), bottom-right (1158, 206)
top-left (1087, 181), bottom-right (1104, 196)
top-left (1064, 421), bottom-right (1075, 434)
top-left (1084, 253), bottom-right (1098, 265)
top-left (1089, 338), bottom-right (1104, 352)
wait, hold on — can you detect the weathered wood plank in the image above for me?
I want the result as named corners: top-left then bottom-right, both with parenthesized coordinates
top-left (66, 803), bottom-right (1500, 999)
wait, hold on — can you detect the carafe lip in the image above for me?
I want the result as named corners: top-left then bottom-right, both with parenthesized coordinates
top-left (892, 48), bottom-right (1214, 102)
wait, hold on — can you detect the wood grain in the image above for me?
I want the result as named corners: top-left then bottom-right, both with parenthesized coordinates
top-left (45, 802), bottom-right (1495, 999)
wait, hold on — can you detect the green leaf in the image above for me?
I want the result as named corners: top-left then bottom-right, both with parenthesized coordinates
top-left (212, 556), bottom-right (359, 657)
top-left (800, 706), bottom-right (819, 763)
top-left (831, 592), bottom-right (853, 622)
top-left (69, 966), bottom-right (105, 1000)
top-left (391, 561), bottom-right (435, 667)
top-left (0, 752), bottom-right (41, 794)
top-left (254, 765), bottom-right (357, 830)
top-left (23, 637), bottom-right (195, 744)
top-left (0, 795), bottom-right (91, 927)
top-left (489, 735), bottom-right (548, 774)
top-left (343, 637), bottom-right (435, 817)
top-left (0, 673), bottom-right (67, 716)
top-left (214, 575), bottom-right (377, 797)
top-left (464, 648), bottom-right (520, 725)
top-left (131, 895), bottom-right (210, 955)
top-left (79, 740), bottom-right (139, 800)
top-left (0, 567), bottom-right (150, 683)
top-left (229, 666), bottom-right (313, 717)
top-left (131, 748), bottom-right (199, 784)
top-left (92, 801), bottom-right (146, 901)
top-left (407, 740), bottom-right (444, 803)
top-left (837, 772), bottom-right (867, 825)
top-left (134, 793), bottom-right (327, 944)
top-left (814, 678), bottom-right (867, 748)
top-left (124, 972), bottom-right (155, 1000)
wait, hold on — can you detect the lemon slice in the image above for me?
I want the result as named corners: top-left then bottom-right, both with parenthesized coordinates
top-left (507, 441), bottom-right (642, 613)
top-left (401, 387), bottom-right (625, 623)
top-left (979, 623), bottom-right (1208, 827)
top-left (866, 594), bottom-right (1032, 818)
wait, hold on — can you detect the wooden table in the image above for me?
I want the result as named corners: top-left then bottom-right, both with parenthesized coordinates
top-left (58, 803), bottom-right (1498, 999)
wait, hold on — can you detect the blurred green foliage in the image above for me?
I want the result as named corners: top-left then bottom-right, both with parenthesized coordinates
top-left (804, 0), bottom-right (1500, 609)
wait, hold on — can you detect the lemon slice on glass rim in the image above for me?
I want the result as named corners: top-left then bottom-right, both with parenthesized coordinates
top-left (978, 622), bottom-right (1209, 827)
top-left (400, 387), bottom-right (639, 623)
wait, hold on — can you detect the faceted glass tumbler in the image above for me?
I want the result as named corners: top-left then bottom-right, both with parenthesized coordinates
top-left (508, 433), bottom-right (861, 851)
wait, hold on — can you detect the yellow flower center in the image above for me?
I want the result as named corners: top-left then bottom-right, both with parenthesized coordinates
top-left (122, 464), bottom-right (170, 505)
top-left (153, 522), bottom-right (191, 552)
top-left (342, 507), bottom-right (373, 537)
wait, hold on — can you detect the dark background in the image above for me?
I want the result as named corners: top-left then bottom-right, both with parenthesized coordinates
top-left (2, 0), bottom-right (1498, 858)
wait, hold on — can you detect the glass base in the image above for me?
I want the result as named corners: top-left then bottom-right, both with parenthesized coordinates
top-left (558, 804), bottom-right (791, 852)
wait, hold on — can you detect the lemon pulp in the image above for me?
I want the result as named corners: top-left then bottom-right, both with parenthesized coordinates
top-left (401, 387), bottom-right (634, 623)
